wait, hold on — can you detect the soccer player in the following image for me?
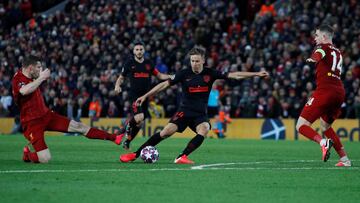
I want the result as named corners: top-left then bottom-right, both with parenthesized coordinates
top-left (12, 55), bottom-right (124, 163)
top-left (120, 47), bottom-right (269, 164)
top-left (296, 25), bottom-right (351, 167)
top-left (114, 40), bottom-right (171, 150)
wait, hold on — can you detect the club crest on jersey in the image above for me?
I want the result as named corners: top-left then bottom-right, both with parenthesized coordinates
top-left (18, 82), bottom-right (25, 88)
top-left (131, 66), bottom-right (135, 69)
top-left (145, 64), bottom-right (151, 71)
top-left (203, 75), bottom-right (211, 83)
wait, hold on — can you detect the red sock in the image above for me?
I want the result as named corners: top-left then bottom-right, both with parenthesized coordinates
top-left (29, 152), bottom-right (39, 163)
top-left (299, 125), bottom-right (322, 144)
top-left (323, 127), bottom-right (347, 157)
top-left (86, 128), bottom-right (116, 141)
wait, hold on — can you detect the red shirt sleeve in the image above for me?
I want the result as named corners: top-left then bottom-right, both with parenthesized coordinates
top-left (152, 68), bottom-right (159, 76)
top-left (310, 52), bottom-right (323, 62)
top-left (11, 75), bottom-right (26, 105)
top-left (310, 45), bottom-right (326, 62)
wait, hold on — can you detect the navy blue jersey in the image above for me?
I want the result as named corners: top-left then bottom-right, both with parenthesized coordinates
top-left (169, 67), bottom-right (228, 116)
top-left (121, 58), bottom-right (158, 99)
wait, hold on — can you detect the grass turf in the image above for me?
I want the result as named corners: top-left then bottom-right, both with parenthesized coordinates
top-left (0, 134), bottom-right (359, 203)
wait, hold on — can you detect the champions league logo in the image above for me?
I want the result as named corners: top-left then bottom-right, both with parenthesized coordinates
top-left (261, 119), bottom-right (286, 140)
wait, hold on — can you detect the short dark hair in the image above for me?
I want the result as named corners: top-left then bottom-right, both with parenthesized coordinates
top-left (188, 46), bottom-right (206, 58)
top-left (317, 24), bottom-right (334, 37)
top-left (22, 55), bottom-right (41, 68)
top-left (133, 40), bottom-right (145, 47)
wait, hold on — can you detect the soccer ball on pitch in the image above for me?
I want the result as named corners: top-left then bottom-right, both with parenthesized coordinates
top-left (140, 146), bottom-right (159, 163)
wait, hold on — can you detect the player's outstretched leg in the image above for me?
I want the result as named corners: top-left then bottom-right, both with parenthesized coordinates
top-left (67, 120), bottom-right (124, 145)
top-left (174, 134), bottom-right (205, 164)
top-left (120, 132), bottom-right (164, 162)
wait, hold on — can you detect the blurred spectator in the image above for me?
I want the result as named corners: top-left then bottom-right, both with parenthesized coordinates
top-left (219, 106), bottom-right (232, 132)
top-left (0, 89), bottom-right (12, 110)
top-left (10, 115), bottom-right (22, 134)
top-left (20, 0), bottom-right (32, 21)
top-left (107, 100), bottom-right (119, 118)
top-left (0, 102), bottom-right (9, 117)
top-left (212, 115), bottom-right (225, 139)
top-left (88, 95), bottom-right (102, 120)
top-left (259, 0), bottom-right (276, 17)
top-left (155, 56), bottom-right (169, 74)
top-left (208, 83), bottom-right (220, 118)
top-left (149, 99), bottom-right (165, 118)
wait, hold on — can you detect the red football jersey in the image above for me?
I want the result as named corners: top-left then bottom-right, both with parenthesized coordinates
top-left (312, 43), bottom-right (344, 89)
top-left (12, 70), bottom-right (49, 123)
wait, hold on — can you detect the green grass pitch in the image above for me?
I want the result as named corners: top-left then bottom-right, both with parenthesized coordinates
top-left (0, 134), bottom-right (359, 203)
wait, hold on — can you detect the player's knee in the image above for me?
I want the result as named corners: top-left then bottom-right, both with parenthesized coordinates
top-left (296, 119), bottom-right (309, 132)
top-left (160, 127), bottom-right (176, 138)
top-left (320, 121), bottom-right (331, 132)
top-left (198, 126), bottom-right (210, 135)
top-left (135, 114), bottom-right (144, 123)
top-left (160, 130), bottom-right (173, 138)
top-left (136, 120), bottom-right (143, 127)
top-left (199, 129), bottom-right (209, 136)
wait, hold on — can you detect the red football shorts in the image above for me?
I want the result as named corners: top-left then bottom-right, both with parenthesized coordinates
top-left (22, 111), bottom-right (71, 152)
top-left (300, 88), bottom-right (345, 124)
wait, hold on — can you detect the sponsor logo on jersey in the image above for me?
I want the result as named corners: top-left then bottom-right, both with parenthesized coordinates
top-left (134, 72), bottom-right (150, 78)
top-left (327, 72), bottom-right (341, 80)
top-left (261, 119), bottom-right (286, 140)
top-left (188, 86), bottom-right (209, 93)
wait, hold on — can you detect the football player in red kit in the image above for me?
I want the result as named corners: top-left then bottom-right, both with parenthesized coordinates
top-left (12, 55), bottom-right (124, 163)
top-left (296, 25), bottom-right (351, 167)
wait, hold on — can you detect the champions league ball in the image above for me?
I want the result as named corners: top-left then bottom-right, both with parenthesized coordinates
top-left (140, 146), bottom-right (159, 163)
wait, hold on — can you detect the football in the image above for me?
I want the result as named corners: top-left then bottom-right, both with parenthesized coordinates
top-left (140, 146), bottom-right (159, 163)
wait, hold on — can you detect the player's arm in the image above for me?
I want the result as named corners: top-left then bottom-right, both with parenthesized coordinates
top-left (114, 74), bottom-right (124, 94)
top-left (156, 72), bottom-right (174, 80)
top-left (227, 71), bottom-right (269, 80)
top-left (152, 68), bottom-right (173, 81)
top-left (136, 80), bottom-right (170, 105)
top-left (306, 47), bottom-right (325, 63)
top-left (115, 63), bottom-right (130, 94)
top-left (19, 69), bottom-right (50, 95)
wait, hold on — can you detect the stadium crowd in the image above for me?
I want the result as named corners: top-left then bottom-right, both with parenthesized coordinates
top-left (0, 0), bottom-right (359, 120)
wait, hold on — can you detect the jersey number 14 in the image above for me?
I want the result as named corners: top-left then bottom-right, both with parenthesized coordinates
top-left (330, 51), bottom-right (343, 74)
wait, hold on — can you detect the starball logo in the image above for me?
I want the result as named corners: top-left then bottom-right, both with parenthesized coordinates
top-left (261, 119), bottom-right (286, 140)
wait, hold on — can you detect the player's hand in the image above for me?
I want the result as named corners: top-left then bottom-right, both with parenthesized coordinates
top-left (306, 58), bottom-right (316, 63)
top-left (114, 85), bottom-right (122, 94)
top-left (39, 68), bottom-right (50, 81)
top-left (136, 96), bottom-right (146, 106)
top-left (257, 71), bottom-right (269, 78)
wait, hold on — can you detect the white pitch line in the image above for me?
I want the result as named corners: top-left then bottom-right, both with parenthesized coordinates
top-left (0, 168), bottom-right (190, 174)
top-left (0, 167), bottom-right (358, 174)
top-left (0, 160), bottom-right (358, 174)
top-left (191, 160), bottom-right (319, 170)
